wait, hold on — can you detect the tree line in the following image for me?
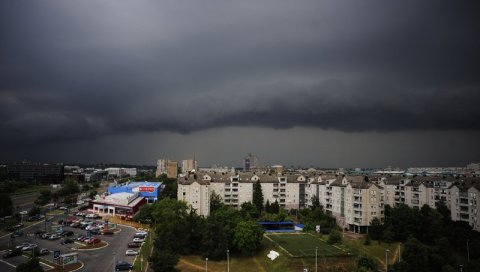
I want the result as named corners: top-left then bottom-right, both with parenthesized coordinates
top-left (366, 202), bottom-right (480, 272)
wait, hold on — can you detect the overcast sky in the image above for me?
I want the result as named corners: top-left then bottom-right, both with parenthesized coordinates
top-left (1, 1), bottom-right (479, 168)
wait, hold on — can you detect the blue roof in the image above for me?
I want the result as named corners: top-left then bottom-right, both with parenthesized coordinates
top-left (258, 221), bottom-right (295, 225)
top-left (111, 181), bottom-right (162, 189)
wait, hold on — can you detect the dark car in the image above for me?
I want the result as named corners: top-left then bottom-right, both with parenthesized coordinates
top-left (10, 231), bottom-right (24, 238)
top-left (38, 248), bottom-right (49, 255)
top-left (115, 261), bottom-right (133, 271)
top-left (78, 205), bottom-right (88, 211)
top-left (127, 242), bottom-right (141, 248)
top-left (3, 249), bottom-right (22, 258)
top-left (64, 230), bottom-right (74, 236)
top-left (35, 230), bottom-right (46, 237)
top-left (61, 238), bottom-right (74, 245)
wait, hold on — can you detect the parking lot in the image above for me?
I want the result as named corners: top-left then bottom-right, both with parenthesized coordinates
top-left (1, 213), bottom-right (143, 272)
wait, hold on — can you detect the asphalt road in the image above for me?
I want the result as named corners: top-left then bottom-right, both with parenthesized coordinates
top-left (1, 213), bottom-right (139, 272)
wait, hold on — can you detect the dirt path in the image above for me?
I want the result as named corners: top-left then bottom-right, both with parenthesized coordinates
top-left (179, 259), bottom-right (205, 271)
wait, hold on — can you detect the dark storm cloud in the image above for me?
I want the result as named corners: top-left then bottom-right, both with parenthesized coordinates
top-left (1, 0), bottom-right (480, 147)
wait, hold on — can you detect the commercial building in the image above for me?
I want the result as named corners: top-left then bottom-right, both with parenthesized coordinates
top-left (7, 162), bottom-right (64, 184)
top-left (89, 192), bottom-right (147, 218)
top-left (108, 181), bottom-right (163, 203)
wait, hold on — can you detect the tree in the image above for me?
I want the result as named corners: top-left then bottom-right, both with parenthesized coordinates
top-left (252, 181), bottom-right (264, 212)
top-left (270, 200), bottom-right (280, 214)
top-left (149, 249), bottom-right (178, 272)
top-left (16, 257), bottom-right (44, 272)
top-left (213, 206), bottom-right (242, 247)
top-left (201, 216), bottom-right (228, 260)
top-left (265, 200), bottom-right (271, 213)
top-left (35, 189), bottom-right (52, 206)
top-left (28, 206), bottom-right (42, 217)
top-left (233, 221), bottom-right (264, 256)
top-left (133, 204), bottom-right (154, 223)
top-left (0, 193), bottom-right (13, 217)
top-left (311, 195), bottom-right (320, 210)
top-left (183, 210), bottom-right (204, 255)
top-left (240, 202), bottom-right (258, 219)
top-left (210, 191), bottom-right (224, 214)
top-left (328, 229), bottom-right (342, 244)
top-left (369, 217), bottom-right (384, 240)
top-left (357, 255), bottom-right (377, 272)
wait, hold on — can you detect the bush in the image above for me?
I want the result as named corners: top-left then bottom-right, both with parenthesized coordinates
top-left (328, 229), bottom-right (342, 244)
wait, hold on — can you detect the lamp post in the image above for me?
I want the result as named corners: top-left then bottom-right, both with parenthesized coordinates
top-left (205, 257), bottom-right (208, 272)
top-left (227, 249), bottom-right (230, 272)
top-left (467, 239), bottom-right (470, 262)
top-left (385, 249), bottom-right (390, 272)
top-left (315, 246), bottom-right (318, 272)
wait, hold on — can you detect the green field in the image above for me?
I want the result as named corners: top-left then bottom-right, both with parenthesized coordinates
top-left (266, 233), bottom-right (348, 258)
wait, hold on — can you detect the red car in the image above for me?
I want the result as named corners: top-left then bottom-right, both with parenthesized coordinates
top-left (127, 242), bottom-right (141, 248)
top-left (86, 237), bottom-right (101, 244)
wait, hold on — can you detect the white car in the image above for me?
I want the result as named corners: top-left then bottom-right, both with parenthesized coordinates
top-left (16, 243), bottom-right (30, 250)
top-left (22, 244), bottom-right (38, 251)
top-left (85, 214), bottom-right (97, 219)
top-left (132, 238), bottom-right (145, 243)
top-left (59, 207), bottom-right (68, 210)
top-left (125, 249), bottom-right (139, 256)
top-left (135, 231), bottom-right (148, 237)
top-left (49, 234), bottom-right (61, 240)
top-left (19, 211), bottom-right (28, 215)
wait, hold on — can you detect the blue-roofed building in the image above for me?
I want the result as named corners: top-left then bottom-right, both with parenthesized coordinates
top-left (108, 181), bottom-right (164, 203)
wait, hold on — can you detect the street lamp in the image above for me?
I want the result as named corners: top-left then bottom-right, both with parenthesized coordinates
top-left (227, 249), bottom-right (230, 272)
top-left (315, 246), bottom-right (318, 272)
top-left (385, 249), bottom-right (390, 272)
top-left (205, 257), bottom-right (208, 272)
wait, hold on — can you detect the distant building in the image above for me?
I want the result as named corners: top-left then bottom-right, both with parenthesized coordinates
top-left (156, 159), bottom-right (178, 178)
top-left (89, 192), bottom-right (147, 218)
top-left (167, 161), bottom-right (178, 178)
top-left (7, 162), bottom-right (64, 184)
top-left (244, 153), bottom-right (259, 171)
top-left (182, 159), bottom-right (198, 173)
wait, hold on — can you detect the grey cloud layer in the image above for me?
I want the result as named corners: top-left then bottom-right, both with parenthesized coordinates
top-left (1, 0), bottom-right (479, 146)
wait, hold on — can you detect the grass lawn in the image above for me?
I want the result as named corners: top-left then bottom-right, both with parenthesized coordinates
top-left (266, 233), bottom-right (349, 257)
top-left (178, 237), bottom-right (356, 272)
top-left (342, 237), bottom-right (400, 269)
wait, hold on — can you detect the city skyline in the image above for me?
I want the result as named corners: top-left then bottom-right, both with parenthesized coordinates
top-left (1, 1), bottom-right (479, 167)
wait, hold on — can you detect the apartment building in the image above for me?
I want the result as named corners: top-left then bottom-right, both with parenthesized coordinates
top-left (177, 171), bottom-right (480, 232)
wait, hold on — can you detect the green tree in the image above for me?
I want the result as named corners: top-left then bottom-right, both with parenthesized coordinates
top-left (35, 189), bottom-right (52, 206)
top-left (311, 195), bottom-right (320, 210)
top-left (233, 221), bottom-right (264, 256)
top-left (183, 210), bottom-right (205, 255)
top-left (270, 199), bottom-right (280, 214)
top-left (28, 206), bottom-right (42, 217)
top-left (213, 206), bottom-right (242, 247)
top-left (369, 217), bottom-right (384, 240)
top-left (265, 200), bottom-right (271, 213)
top-left (209, 191), bottom-right (224, 214)
top-left (240, 201), bottom-right (258, 219)
top-left (201, 216), bottom-right (228, 260)
top-left (252, 181), bottom-right (264, 212)
top-left (133, 204), bottom-right (154, 223)
top-left (0, 193), bottom-right (13, 217)
top-left (328, 229), bottom-right (342, 244)
top-left (16, 257), bottom-right (44, 272)
top-left (357, 255), bottom-right (377, 272)
top-left (149, 249), bottom-right (178, 272)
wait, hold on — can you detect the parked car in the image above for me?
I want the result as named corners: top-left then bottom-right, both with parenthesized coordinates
top-left (125, 249), bottom-right (139, 256)
top-left (39, 248), bottom-right (49, 255)
top-left (127, 242), bottom-right (141, 248)
top-left (76, 235), bottom-right (86, 241)
top-left (64, 230), bottom-right (74, 236)
top-left (132, 238), bottom-right (144, 243)
top-left (41, 233), bottom-right (53, 239)
top-left (86, 237), bottom-right (101, 244)
top-left (3, 249), bottom-right (22, 258)
top-left (10, 231), bottom-right (24, 238)
top-left (70, 222), bottom-right (81, 228)
top-left (22, 243), bottom-right (38, 251)
top-left (35, 230), bottom-right (46, 237)
top-left (19, 211), bottom-right (28, 215)
top-left (16, 243), bottom-right (31, 250)
top-left (85, 214), bottom-right (98, 219)
top-left (61, 238), bottom-right (75, 245)
top-left (49, 234), bottom-right (61, 240)
top-left (115, 261), bottom-right (133, 271)
top-left (102, 230), bottom-right (114, 235)
top-left (59, 207), bottom-right (68, 210)
top-left (13, 223), bottom-right (24, 229)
